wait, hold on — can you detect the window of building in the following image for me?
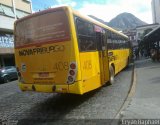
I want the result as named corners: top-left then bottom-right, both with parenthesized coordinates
top-left (1, 5), bottom-right (15, 17)
top-left (23, 0), bottom-right (31, 3)
top-left (0, 5), bottom-right (4, 14)
top-left (16, 10), bottom-right (29, 19)
top-left (0, 34), bottom-right (14, 48)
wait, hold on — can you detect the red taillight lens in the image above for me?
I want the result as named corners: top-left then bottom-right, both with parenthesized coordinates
top-left (67, 62), bottom-right (77, 84)
top-left (69, 70), bottom-right (75, 76)
top-left (70, 63), bottom-right (76, 69)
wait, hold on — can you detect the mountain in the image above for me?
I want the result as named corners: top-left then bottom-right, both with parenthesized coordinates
top-left (89, 12), bottom-right (147, 30)
top-left (108, 12), bottom-right (147, 30)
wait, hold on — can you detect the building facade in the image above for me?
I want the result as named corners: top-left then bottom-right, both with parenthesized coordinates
top-left (151, 0), bottom-right (160, 24)
top-left (123, 29), bottom-right (137, 47)
top-left (136, 23), bottom-right (160, 44)
top-left (123, 23), bottom-right (160, 49)
top-left (0, 0), bottom-right (32, 67)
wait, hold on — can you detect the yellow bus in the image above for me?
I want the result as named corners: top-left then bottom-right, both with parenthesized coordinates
top-left (14, 6), bottom-right (131, 95)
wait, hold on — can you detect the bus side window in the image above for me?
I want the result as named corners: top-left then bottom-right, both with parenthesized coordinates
top-left (123, 38), bottom-right (127, 49)
top-left (107, 30), bottom-right (113, 50)
top-left (104, 30), bottom-right (108, 49)
top-left (75, 18), bottom-right (96, 51)
top-left (112, 32), bottom-right (116, 50)
top-left (119, 36), bottom-right (124, 49)
top-left (103, 30), bottom-right (108, 50)
top-left (95, 26), bottom-right (106, 51)
top-left (117, 35), bottom-right (121, 49)
top-left (114, 34), bottom-right (118, 49)
top-left (96, 32), bottom-right (101, 50)
top-left (76, 19), bottom-right (87, 35)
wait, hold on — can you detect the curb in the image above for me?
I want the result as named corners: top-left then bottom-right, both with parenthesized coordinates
top-left (114, 63), bottom-right (137, 119)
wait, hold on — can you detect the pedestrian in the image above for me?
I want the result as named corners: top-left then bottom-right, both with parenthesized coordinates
top-left (150, 49), bottom-right (156, 61)
top-left (135, 47), bottom-right (139, 59)
top-left (144, 49), bottom-right (147, 58)
top-left (140, 49), bottom-right (144, 57)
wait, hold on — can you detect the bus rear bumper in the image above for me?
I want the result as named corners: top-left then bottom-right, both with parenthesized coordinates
top-left (18, 82), bottom-right (82, 94)
top-left (19, 83), bottom-right (69, 93)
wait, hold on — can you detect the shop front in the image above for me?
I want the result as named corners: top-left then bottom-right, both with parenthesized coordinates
top-left (0, 33), bottom-right (15, 67)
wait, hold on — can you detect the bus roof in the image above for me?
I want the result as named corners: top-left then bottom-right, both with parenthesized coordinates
top-left (15, 5), bottom-right (128, 39)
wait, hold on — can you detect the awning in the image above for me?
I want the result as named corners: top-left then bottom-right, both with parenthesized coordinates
top-left (144, 26), bottom-right (160, 42)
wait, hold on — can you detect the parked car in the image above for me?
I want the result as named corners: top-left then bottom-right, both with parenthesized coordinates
top-left (0, 66), bottom-right (18, 83)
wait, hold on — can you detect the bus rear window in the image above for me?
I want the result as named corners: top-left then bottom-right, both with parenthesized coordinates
top-left (15, 10), bottom-right (70, 48)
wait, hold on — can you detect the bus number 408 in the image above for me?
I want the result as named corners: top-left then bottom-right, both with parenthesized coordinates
top-left (53, 62), bottom-right (69, 71)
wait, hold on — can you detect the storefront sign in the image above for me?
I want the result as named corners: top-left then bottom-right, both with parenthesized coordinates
top-left (0, 34), bottom-right (14, 48)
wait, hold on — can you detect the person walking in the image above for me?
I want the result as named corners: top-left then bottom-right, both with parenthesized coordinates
top-left (135, 47), bottom-right (139, 59)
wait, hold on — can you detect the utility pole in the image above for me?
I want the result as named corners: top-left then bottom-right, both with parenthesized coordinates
top-left (12, 0), bottom-right (17, 20)
top-left (30, 0), bottom-right (33, 13)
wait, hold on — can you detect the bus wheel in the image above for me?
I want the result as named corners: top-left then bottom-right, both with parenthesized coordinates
top-left (126, 57), bottom-right (130, 67)
top-left (109, 66), bottom-right (115, 84)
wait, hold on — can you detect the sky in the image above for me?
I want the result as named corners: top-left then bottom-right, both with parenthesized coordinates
top-left (31, 0), bottom-right (152, 24)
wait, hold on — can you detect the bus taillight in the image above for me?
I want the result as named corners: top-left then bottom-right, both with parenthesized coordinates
top-left (68, 76), bottom-right (74, 83)
top-left (70, 63), bottom-right (76, 69)
top-left (67, 62), bottom-right (77, 84)
top-left (69, 70), bottom-right (75, 76)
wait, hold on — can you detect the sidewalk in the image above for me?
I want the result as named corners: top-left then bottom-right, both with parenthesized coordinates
top-left (120, 59), bottom-right (160, 119)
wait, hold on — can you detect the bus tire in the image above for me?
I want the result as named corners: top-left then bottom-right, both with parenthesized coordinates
top-left (109, 66), bottom-right (115, 84)
top-left (126, 57), bottom-right (130, 68)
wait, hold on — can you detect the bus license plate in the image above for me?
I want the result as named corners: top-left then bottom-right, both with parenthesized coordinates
top-left (39, 72), bottom-right (49, 77)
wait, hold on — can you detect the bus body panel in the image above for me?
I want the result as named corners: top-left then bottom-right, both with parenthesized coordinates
top-left (79, 52), bottom-right (102, 93)
top-left (15, 41), bottom-right (75, 84)
top-left (19, 83), bottom-right (69, 93)
top-left (15, 6), bottom-right (82, 94)
top-left (109, 49), bottom-right (130, 74)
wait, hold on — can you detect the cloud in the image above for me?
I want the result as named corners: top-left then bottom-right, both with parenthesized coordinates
top-left (79, 0), bottom-right (152, 24)
top-left (55, 0), bottom-right (77, 7)
top-left (70, 1), bottom-right (77, 7)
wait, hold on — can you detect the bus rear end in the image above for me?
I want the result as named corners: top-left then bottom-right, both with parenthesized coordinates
top-left (14, 7), bottom-right (82, 94)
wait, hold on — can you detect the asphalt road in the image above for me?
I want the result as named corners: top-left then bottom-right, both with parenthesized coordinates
top-left (0, 65), bottom-right (133, 125)
top-left (120, 59), bottom-right (160, 119)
